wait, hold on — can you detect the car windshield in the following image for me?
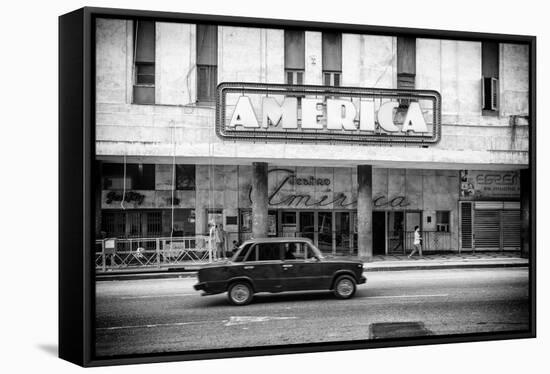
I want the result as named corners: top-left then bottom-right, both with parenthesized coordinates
top-left (232, 244), bottom-right (252, 262)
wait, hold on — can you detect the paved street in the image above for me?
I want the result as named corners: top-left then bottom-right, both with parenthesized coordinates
top-left (95, 268), bottom-right (529, 357)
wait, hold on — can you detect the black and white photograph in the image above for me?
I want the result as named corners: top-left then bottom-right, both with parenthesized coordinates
top-left (91, 8), bottom-right (534, 359)
top-left (5, 0), bottom-right (550, 372)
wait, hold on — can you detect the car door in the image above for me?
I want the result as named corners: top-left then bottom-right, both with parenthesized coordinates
top-left (281, 242), bottom-right (325, 291)
top-left (239, 243), bottom-right (283, 292)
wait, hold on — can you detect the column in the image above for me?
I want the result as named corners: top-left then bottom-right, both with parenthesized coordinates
top-left (520, 168), bottom-right (530, 259)
top-left (251, 162), bottom-right (269, 238)
top-left (357, 165), bottom-right (373, 259)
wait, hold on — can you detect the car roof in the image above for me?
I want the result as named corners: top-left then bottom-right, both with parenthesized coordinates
top-left (241, 237), bottom-right (314, 246)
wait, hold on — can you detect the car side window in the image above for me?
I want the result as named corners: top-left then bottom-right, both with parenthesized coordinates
top-left (234, 244), bottom-right (253, 262)
top-left (243, 245), bottom-right (257, 262)
top-left (257, 243), bottom-right (282, 261)
top-left (304, 244), bottom-right (318, 260)
top-left (283, 242), bottom-right (305, 260)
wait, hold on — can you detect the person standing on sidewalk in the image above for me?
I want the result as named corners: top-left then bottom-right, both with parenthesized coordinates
top-left (213, 224), bottom-right (225, 260)
top-left (208, 222), bottom-right (218, 261)
top-left (408, 226), bottom-right (423, 258)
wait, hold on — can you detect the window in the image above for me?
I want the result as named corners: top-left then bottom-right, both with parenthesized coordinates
top-left (436, 211), bottom-right (450, 232)
top-left (257, 243), bottom-right (282, 261)
top-left (133, 20), bottom-right (155, 104)
top-left (285, 30), bottom-right (305, 85)
top-left (146, 211), bottom-right (163, 235)
top-left (397, 37), bottom-right (416, 90)
top-left (196, 24), bottom-right (218, 103)
top-left (322, 32), bottom-right (342, 86)
top-left (283, 242), bottom-right (318, 260)
top-left (172, 209), bottom-right (195, 236)
top-left (282, 212), bottom-right (297, 226)
top-left (176, 165), bottom-right (196, 190)
top-left (102, 163), bottom-right (155, 190)
top-left (102, 212), bottom-right (126, 237)
top-left (482, 41), bottom-right (499, 112)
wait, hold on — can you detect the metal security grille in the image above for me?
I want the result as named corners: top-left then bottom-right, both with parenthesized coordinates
top-left (102, 211), bottom-right (126, 237)
top-left (146, 211), bottom-right (163, 236)
top-left (502, 210), bottom-right (521, 250)
top-left (460, 202), bottom-right (473, 250)
top-left (127, 212), bottom-right (143, 238)
top-left (474, 210), bottom-right (501, 250)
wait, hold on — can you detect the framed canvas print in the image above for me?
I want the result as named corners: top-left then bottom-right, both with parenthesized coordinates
top-left (59, 6), bottom-right (536, 367)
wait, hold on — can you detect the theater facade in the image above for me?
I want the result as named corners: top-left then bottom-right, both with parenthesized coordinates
top-left (95, 18), bottom-right (529, 258)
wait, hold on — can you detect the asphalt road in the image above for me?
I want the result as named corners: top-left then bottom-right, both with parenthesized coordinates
top-left (95, 268), bottom-right (530, 357)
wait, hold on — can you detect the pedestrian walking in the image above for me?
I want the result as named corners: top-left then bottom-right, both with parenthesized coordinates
top-left (408, 225), bottom-right (423, 258)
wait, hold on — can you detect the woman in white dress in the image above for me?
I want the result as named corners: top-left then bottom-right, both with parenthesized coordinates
top-left (408, 226), bottom-right (423, 258)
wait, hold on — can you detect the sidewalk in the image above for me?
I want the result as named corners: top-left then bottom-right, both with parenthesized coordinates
top-left (365, 251), bottom-right (528, 271)
top-left (96, 251), bottom-right (529, 281)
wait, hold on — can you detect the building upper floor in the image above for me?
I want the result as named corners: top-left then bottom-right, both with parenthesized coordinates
top-left (95, 18), bottom-right (530, 169)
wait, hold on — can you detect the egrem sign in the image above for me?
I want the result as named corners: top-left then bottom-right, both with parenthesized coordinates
top-left (216, 83), bottom-right (441, 145)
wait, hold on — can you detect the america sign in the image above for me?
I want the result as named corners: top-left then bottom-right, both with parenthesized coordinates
top-left (216, 83), bottom-right (441, 145)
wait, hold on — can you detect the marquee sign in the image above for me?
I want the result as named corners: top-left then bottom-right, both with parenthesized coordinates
top-left (216, 82), bottom-right (441, 145)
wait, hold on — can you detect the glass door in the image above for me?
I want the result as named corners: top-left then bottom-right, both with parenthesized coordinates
top-left (334, 212), bottom-right (351, 255)
top-left (317, 212), bottom-right (333, 253)
top-left (299, 212), bottom-right (315, 243)
top-left (387, 211), bottom-right (404, 254)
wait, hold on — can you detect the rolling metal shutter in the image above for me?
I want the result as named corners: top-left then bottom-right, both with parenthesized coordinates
top-left (473, 210), bottom-right (501, 250)
top-left (465, 201), bottom-right (521, 251)
top-left (460, 202), bottom-right (473, 250)
top-left (502, 210), bottom-right (521, 250)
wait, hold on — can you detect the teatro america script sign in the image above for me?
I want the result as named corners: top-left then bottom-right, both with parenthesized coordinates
top-left (216, 82), bottom-right (441, 145)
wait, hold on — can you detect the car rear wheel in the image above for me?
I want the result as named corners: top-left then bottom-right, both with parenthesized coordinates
top-left (333, 275), bottom-right (356, 299)
top-left (228, 281), bottom-right (253, 306)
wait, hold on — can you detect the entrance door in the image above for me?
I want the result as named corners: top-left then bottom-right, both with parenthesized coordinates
top-left (387, 211), bottom-right (404, 254)
top-left (372, 211), bottom-right (386, 255)
top-left (317, 212), bottom-right (333, 253)
top-left (299, 212), bottom-right (315, 243)
top-left (334, 212), bottom-right (351, 255)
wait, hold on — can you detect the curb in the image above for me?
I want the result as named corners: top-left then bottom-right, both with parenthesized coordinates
top-left (96, 261), bottom-right (528, 281)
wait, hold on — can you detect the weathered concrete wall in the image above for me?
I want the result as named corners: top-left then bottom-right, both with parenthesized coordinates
top-left (342, 34), bottom-right (395, 88)
top-left (501, 43), bottom-right (529, 117)
top-left (96, 19), bottom-right (131, 104)
top-left (305, 31), bottom-right (322, 85)
top-left (436, 40), bottom-right (483, 124)
top-left (417, 39), bottom-right (529, 125)
top-left (156, 22), bottom-right (195, 105)
top-left (219, 26), bottom-right (262, 83)
top-left (95, 20), bottom-right (530, 169)
top-left (218, 26), bottom-right (285, 84)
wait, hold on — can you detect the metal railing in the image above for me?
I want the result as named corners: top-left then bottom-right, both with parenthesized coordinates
top-left (95, 230), bottom-right (453, 271)
top-left (403, 231), bottom-right (452, 253)
top-left (95, 236), bottom-right (213, 272)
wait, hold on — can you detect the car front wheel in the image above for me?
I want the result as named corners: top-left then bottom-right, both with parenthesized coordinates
top-left (228, 281), bottom-right (253, 306)
top-left (333, 275), bottom-right (356, 299)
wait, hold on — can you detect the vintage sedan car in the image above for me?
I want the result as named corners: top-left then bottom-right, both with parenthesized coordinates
top-left (193, 237), bottom-right (366, 305)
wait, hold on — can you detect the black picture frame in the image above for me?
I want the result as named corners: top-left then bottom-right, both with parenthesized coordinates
top-left (59, 7), bottom-right (536, 367)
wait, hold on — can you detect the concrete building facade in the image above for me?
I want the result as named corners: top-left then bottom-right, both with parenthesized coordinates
top-left (95, 18), bottom-right (529, 258)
